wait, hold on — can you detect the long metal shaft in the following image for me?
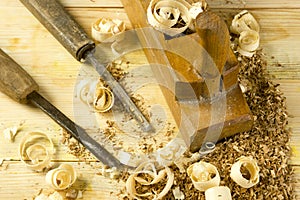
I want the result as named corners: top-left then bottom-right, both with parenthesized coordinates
top-left (27, 91), bottom-right (128, 170)
top-left (85, 52), bottom-right (153, 132)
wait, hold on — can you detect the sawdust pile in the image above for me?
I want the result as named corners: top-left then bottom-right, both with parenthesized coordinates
top-left (152, 51), bottom-right (295, 199)
top-left (61, 129), bottom-right (91, 160)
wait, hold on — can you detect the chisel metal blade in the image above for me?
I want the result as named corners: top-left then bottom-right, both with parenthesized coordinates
top-left (85, 52), bottom-right (154, 133)
top-left (27, 91), bottom-right (130, 170)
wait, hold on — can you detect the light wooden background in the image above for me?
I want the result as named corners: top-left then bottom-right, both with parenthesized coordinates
top-left (0, 0), bottom-right (299, 199)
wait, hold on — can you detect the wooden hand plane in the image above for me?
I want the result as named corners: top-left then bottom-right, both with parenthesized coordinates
top-left (121, 0), bottom-right (253, 152)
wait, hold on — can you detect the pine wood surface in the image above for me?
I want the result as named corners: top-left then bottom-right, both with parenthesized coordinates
top-left (0, 0), bottom-right (299, 199)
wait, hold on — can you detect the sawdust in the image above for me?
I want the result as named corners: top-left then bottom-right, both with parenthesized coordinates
top-left (61, 129), bottom-right (91, 161)
top-left (106, 59), bottom-right (128, 81)
top-left (130, 94), bottom-right (151, 122)
top-left (118, 50), bottom-right (295, 199)
top-left (63, 58), bottom-right (176, 159)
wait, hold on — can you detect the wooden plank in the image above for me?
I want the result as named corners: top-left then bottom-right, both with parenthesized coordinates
top-left (277, 80), bottom-right (300, 166)
top-left (0, 1), bottom-right (299, 199)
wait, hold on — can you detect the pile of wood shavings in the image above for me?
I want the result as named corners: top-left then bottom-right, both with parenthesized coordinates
top-left (61, 129), bottom-right (92, 161)
top-left (119, 51), bottom-right (295, 199)
top-left (106, 60), bottom-right (128, 81)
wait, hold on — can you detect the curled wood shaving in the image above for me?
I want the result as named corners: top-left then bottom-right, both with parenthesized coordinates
top-left (126, 161), bottom-right (174, 199)
top-left (187, 161), bottom-right (220, 192)
top-left (46, 163), bottom-right (77, 190)
top-left (237, 30), bottom-right (260, 57)
top-left (155, 138), bottom-right (186, 167)
top-left (230, 10), bottom-right (260, 57)
top-left (92, 18), bottom-right (126, 42)
top-left (77, 79), bottom-right (114, 112)
top-left (19, 132), bottom-right (54, 171)
top-left (147, 0), bottom-right (204, 36)
top-left (205, 186), bottom-right (232, 200)
top-left (230, 156), bottom-right (259, 188)
top-left (77, 79), bottom-right (97, 105)
top-left (230, 10), bottom-right (259, 35)
top-left (93, 85), bottom-right (114, 113)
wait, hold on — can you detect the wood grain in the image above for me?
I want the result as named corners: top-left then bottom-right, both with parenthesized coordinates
top-left (2, 0), bottom-right (300, 9)
top-left (0, 1), bottom-right (299, 199)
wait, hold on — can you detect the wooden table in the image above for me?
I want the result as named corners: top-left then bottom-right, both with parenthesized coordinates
top-left (0, 0), bottom-right (299, 199)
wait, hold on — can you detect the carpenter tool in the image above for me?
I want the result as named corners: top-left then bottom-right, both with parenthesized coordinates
top-left (0, 48), bottom-right (130, 170)
top-left (121, 0), bottom-right (253, 152)
top-left (19, 0), bottom-right (152, 133)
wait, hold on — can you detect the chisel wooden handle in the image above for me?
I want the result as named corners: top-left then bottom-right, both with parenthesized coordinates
top-left (0, 48), bottom-right (39, 103)
top-left (20, 0), bottom-right (95, 61)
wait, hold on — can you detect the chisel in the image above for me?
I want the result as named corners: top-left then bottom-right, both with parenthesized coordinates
top-left (19, 0), bottom-right (153, 132)
top-left (0, 48), bottom-right (130, 170)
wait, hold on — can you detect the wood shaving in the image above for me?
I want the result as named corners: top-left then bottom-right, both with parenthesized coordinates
top-left (3, 121), bottom-right (24, 142)
top-left (92, 18), bottom-right (126, 43)
top-left (205, 186), bottom-right (232, 200)
top-left (230, 10), bottom-right (260, 57)
top-left (125, 161), bottom-right (174, 199)
top-left (230, 156), bottom-right (260, 188)
top-left (230, 10), bottom-right (260, 34)
top-left (146, 0), bottom-right (204, 36)
top-left (45, 164), bottom-right (77, 190)
top-left (19, 132), bottom-right (54, 171)
top-left (187, 161), bottom-right (220, 192)
top-left (172, 186), bottom-right (185, 200)
top-left (100, 165), bottom-right (121, 179)
top-left (93, 85), bottom-right (114, 113)
top-left (237, 30), bottom-right (260, 57)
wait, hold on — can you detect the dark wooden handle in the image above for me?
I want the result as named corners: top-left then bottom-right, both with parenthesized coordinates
top-left (195, 11), bottom-right (230, 76)
top-left (0, 49), bottom-right (39, 103)
top-left (20, 0), bottom-right (95, 61)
